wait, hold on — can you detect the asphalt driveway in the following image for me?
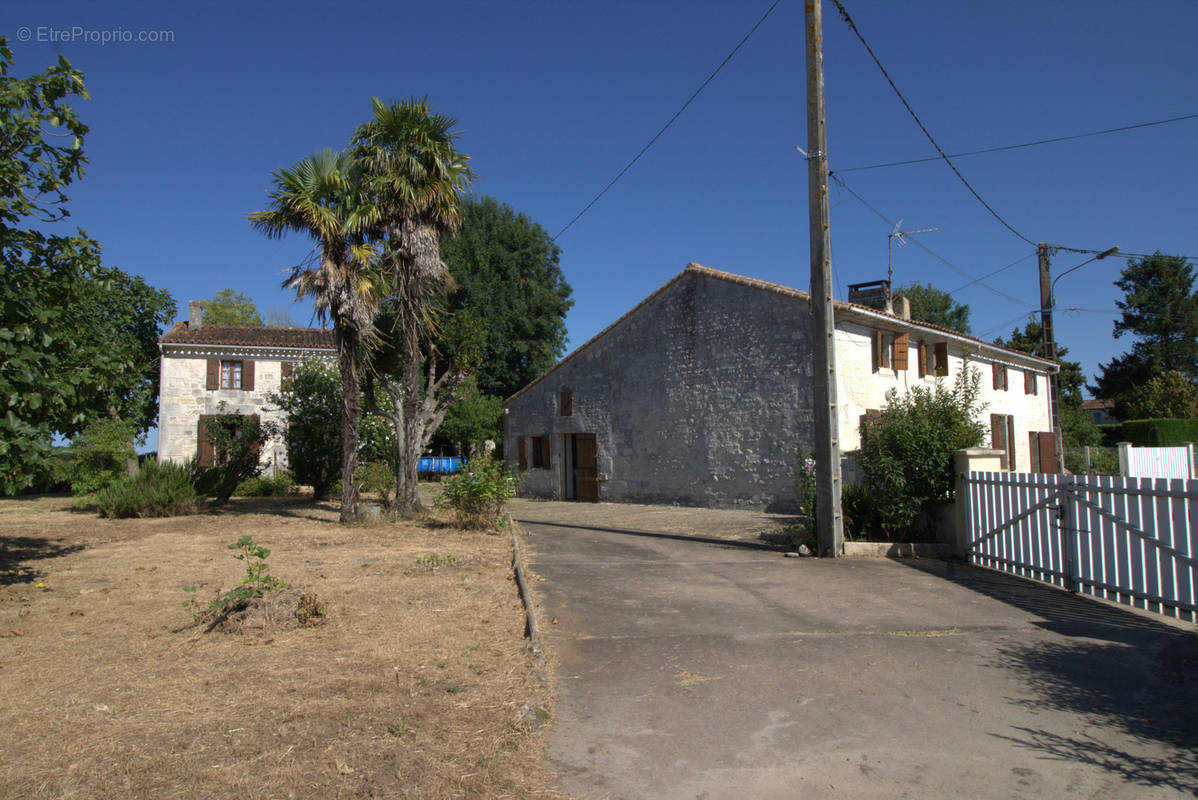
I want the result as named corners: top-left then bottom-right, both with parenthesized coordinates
top-left (514, 499), bottom-right (1198, 800)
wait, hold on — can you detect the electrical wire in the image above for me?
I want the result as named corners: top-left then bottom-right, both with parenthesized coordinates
top-left (948, 252), bottom-right (1035, 295)
top-left (829, 172), bottom-right (1031, 306)
top-left (1051, 245), bottom-right (1198, 263)
top-left (829, 0), bottom-right (1037, 246)
top-left (551, 0), bottom-right (783, 241)
top-left (836, 112), bottom-right (1198, 173)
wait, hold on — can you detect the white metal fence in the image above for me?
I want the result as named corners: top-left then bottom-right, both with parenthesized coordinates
top-left (962, 471), bottom-right (1197, 622)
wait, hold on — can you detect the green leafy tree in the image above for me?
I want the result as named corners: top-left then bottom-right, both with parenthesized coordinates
top-left (250, 149), bottom-right (380, 523)
top-left (856, 368), bottom-right (987, 540)
top-left (1126, 370), bottom-right (1198, 419)
top-left (430, 377), bottom-right (503, 455)
top-left (0, 38), bottom-right (174, 494)
top-left (352, 97), bottom-right (473, 515)
top-left (993, 318), bottom-right (1085, 406)
top-left (68, 417), bottom-right (139, 495)
top-left (1093, 252), bottom-right (1198, 406)
top-left (441, 196), bottom-right (574, 398)
top-left (201, 289), bottom-right (262, 325)
top-left (267, 360), bottom-right (342, 501)
top-left (896, 282), bottom-right (971, 334)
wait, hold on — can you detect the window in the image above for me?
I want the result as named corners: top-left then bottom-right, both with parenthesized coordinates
top-left (560, 389), bottom-right (573, 417)
top-left (221, 360), bottom-right (243, 390)
top-left (281, 361), bottom-right (296, 380)
top-left (530, 435), bottom-right (551, 469)
top-left (1023, 370), bottom-right (1038, 395)
top-left (933, 343), bottom-right (949, 377)
top-left (992, 363), bottom-right (1008, 391)
top-left (872, 331), bottom-right (892, 372)
top-left (991, 413), bottom-right (1016, 471)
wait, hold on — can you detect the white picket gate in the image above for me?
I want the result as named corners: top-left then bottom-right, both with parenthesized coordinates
top-left (961, 471), bottom-right (1198, 622)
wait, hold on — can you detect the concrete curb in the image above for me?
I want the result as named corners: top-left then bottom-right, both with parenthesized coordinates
top-left (843, 541), bottom-right (952, 559)
top-left (508, 512), bottom-right (543, 659)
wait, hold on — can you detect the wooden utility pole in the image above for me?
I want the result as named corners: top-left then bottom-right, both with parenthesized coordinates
top-left (1038, 242), bottom-right (1064, 473)
top-left (805, 0), bottom-right (844, 556)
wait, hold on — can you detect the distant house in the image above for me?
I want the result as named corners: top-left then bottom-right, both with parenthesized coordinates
top-left (1081, 397), bottom-right (1119, 426)
top-left (157, 302), bottom-right (335, 471)
top-left (503, 263), bottom-right (1057, 510)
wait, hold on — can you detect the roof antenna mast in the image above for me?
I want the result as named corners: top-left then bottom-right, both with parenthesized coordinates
top-left (887, 220), bottom-right (940, 286)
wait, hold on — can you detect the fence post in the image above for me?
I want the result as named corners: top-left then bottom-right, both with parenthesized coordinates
top-left (1058, 475), bottom-right (1079, 593)
top-left (1118, 441), bottom-right (1131, 477)
top-left (1084, 446), bottom-right (1091, 475)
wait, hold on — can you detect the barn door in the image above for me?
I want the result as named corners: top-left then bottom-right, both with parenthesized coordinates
top-left (574, 434), bottom-right (599, 503)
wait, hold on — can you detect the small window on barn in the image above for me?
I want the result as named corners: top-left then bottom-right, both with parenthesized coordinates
top-left (530, 436), bottom-right (551, 469)
top-left (992, 363), bottom-right (1008, 391)
top-left (933, 343), bottom-right (949, 377)
top-left (1023, 370), bottom-right (1038, 395)
top-left (560, 389), bottom-right (573, 417)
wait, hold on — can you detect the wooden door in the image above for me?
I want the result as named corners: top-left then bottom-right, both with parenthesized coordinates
top-left (575, 434), bottom-right (599, 502)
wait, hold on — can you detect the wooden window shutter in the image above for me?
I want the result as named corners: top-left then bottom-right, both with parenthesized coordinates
top-left (893, 334), bottom-right (909, 370)
top-left (517, 438), bottom-right (527, 471)
top-left (197, 416), bottom-right (215, 467)
top-left (242, 360), bottom-right (255, 391)
top-left (1024, 370), bottom-right (1037, 395)
top-left (990, 414), bottom-right (1006, 469)
top-left (934, 343), bottom-right (949, 376)
top-left (560, 390), bottom-right (573, 417)
top-left (206, 359), bottom-right (220, 390)
top-left (281, 361), bottom-right (295, 380)
top-left (917, 341), bottom-right (928, 377)
top-left (540, 436), bottom-right (551, 469)
top-left (1006, 416), bottom-right (1016, 470)
top-left (250, 415), bottom-right (262, 464)
top-left (1037, 431), bottom-right (1059, 474)
top-left (992, 363), bottom-right (1005, 390)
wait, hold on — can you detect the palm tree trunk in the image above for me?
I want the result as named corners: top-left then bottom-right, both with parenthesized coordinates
top-left (397, 318), bottom-right (422, 515)
top-left (337, 324), bottom-right (361, 523)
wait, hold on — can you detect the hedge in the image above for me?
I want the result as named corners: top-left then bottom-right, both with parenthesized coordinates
top-left (1115, 418), bottom-right (1198, 447)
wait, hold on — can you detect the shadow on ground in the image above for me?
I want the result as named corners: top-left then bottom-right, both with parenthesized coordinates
top-left (514, 518), bottom-right (784, 553)
top-left (1, 537), bottom-right (85, 584)
top-left (903, 558), bottom-right (1198, 794)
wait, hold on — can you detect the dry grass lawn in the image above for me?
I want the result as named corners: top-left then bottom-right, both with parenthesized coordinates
top-left (0, 494), bottom-right (564, 799)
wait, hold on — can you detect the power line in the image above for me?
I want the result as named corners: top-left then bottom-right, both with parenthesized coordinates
top-left (551, 0), bottom-right (783, 241)
top-left (828, 0), bottom-right (1037, 246)
top-left (1051, 245), bottom-right (1198, 264)
top-left (948, 252), bottom-right (1035, 295)
top-left (829, 172), bottom-right (1030, 306)
top-left (836, 112), bottom-right (1198, 173)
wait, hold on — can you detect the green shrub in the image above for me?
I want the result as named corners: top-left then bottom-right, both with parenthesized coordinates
top-left (856, 367), bottom-right (987, 541)
top-left (1126, 370), bottom-right (1198, 419)
top-left (1117, 418), bottom-right (1198, 447)
top-left (233, 470), bottom-right (298, 497)
top-left (193, 407), bottom-right (265, 503)
top-left (1064, 446), bottom-right (1120, 476)
top-left (356, 460), bottom-right (396, 508)
top-left (68, 418), bottom-right (139, 495)
top-left (434, 453), bottom-right (520, 530)
top-left (95, 457), bottom-right (199, 518)
top-left (841, 482), bottom-right (879, 541)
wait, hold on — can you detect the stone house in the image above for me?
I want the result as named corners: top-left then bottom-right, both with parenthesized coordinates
top-left (157, 302), bottom-right (335, 471)
top-left (503, 263), bottom-right (1057, 510)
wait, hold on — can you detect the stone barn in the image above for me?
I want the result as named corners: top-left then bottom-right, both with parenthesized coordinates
top-left (503, 263), bottom-right (1056, 511)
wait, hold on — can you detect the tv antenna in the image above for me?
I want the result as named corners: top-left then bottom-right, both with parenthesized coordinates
top-left (887, 220), bottom-right (939, 285)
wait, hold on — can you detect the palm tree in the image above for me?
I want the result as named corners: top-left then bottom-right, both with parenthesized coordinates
top-left (249, 149), bottom-right (381, 523)
top-left (352, 98), bottom-right (473, 515)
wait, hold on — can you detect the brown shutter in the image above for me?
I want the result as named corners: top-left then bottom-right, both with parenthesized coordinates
top-left (917, 342), bottom-right (928, 377)
top-left (893, 334), bottom-right (909, 370)
top-left (206, 359), bottom-right (220, 390)
top-left (281, 361), bottom-right (295, 380)
top-left (1037, 431), bottom-right (1059, 474)
top-left (242, 360), bottom-right (255, 391)
top-left (992, 363), bottom-right (1002, 390)
top-left (560, 390), bottom-right (573, 416)
top-left (934, 343), bottom-right (949, 376)
top-left (197, 416), bottom-right (215, 467)
top-left (540, 436), bottom-right (551, 469)
top-left (1006, 416), bottom-right (1016, 470)
top-left (517, 438), bottom-right (527, 471)
top-left (250, 415), bottom-right (262, 464)
top-left (1029, 431), bottom-right (1041, 473)
top-left (1024, 370), bottom-right (1037, 395)
top-left (990, 414), bottom-right (1006, 470)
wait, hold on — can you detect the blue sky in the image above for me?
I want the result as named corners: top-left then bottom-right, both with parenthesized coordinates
top-left (8, 0), bottom-right (1197, 448)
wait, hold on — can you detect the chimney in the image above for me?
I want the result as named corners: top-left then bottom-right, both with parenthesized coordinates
top-left (847, 280), bottom-right (893, 313)
top-left (188, 300), bottom-right (203, 330)
top-left (893, 295), bottom-right (911, 320)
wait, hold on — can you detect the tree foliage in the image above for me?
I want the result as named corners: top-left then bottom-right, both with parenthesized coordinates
top-left (1093, 252), bottom-right (1198, 405)
top-left (896, 282), bottom-right (971, 334)
top-left (201, 288), bottom-right (262, 325)
top-left (856, 369), bottom-right (987, 540)
top-left (441, 196), bottom-right (573, 398)
top-left (1126, 370), bottom-right (1198, 419)
top-left (430, 376), bottom-right (503, 455)
top-left (0, 38), bottom-right (174, 495)
top-left (267, 360), bottom-right (342, 501)
top-left (993, 318), bottom-right (1085, 407)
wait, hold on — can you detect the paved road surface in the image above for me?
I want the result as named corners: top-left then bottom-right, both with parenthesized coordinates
top-left (515, 499), bottom-right (1198, 800)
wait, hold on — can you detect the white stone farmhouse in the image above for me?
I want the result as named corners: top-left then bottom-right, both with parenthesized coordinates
top-left (504, 264), bottom-right (1058, 510)
top-left (157, 302), bottom-right (335, 470)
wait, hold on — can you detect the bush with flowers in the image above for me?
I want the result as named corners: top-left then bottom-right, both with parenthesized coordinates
top-left (434, 452), bottom-right (521, 530)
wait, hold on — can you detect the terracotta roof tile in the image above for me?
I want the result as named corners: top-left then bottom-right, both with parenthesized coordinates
top-left (159, 322), bottom-right (335, 349)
